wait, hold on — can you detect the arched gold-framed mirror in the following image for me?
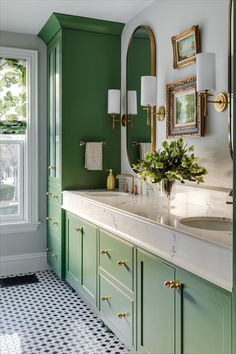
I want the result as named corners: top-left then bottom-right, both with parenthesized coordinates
top-left (125, 25), bottom-right (156, 170)
top-left (228, 0), bottom-right (234, 159)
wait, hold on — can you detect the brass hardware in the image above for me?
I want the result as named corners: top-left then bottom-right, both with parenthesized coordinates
top-left (52, 221), bottom-right (58, 226)
top-left (74, 226), bottom-right (83, 232)
top-left (156, 106), bottom-right (165, 121)
top-left (119, 181), bottom-right (129, 193)
top-left (48, 165), bottom-right (55, 169)
top-left (80, 140), bottom-right (106, 147)
top-left (164, 280), bottom-right (174, 288)
top-left (110, 113), bottom-right (121, 130)
top-left (100, 250), bottom-right (108, 255)
top-left (51, 253), bottom-right (57, 258)
top-left (226, 201), bottom-right (233, 205)
top-left (46, 192), bottom-right (51, 196)
top-left (121, 114), bottom-right (135, 129)
top-left (46, 217), bottom-right (51, 221)
top-left (170, 282), bottom-right (181, 291)
top-left (101, 296), bottom-right (109, 301)
top-left (116, 174), bottom-right (134, 194)
top-left (199, 90), bottom-right (228, 118)
top-left (52, 194), bottom-right (58, 199)
top-left (117, 260), bottom-right (126, 266)
top-left (46, 248), bottom-right (51, 252)
top-left (117, 313), bottom-right (126, 319)
top-left (134, 185), bottom-right (139, 195)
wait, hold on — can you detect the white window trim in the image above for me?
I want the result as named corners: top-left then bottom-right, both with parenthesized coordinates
top-left (0, 46), bottom-right (40, 233)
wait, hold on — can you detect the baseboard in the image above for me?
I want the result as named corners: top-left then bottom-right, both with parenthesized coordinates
top-left (0, 252), bottom-right (50, 276)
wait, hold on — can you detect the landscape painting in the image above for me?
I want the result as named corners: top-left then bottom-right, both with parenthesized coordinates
top-left (174, 87), bottom-right (196, 127)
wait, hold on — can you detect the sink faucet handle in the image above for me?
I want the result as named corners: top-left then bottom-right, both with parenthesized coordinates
top-left (134, 185), bottom-right (139, 195)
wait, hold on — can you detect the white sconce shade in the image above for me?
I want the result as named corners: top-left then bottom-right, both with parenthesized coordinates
top-left (128, 90), bottom-right (137, 115)
top-left (196, 53), bottom-right (216, 92)
top-left (108, 89), bottom-right (120, 114)
top-left (141, 76), bottom-right (157, 106)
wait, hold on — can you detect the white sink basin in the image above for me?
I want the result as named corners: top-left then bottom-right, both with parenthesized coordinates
top-left (179, 217), bottom-right (232, 232)
top-left (88, 191), bottom-right (129, 197)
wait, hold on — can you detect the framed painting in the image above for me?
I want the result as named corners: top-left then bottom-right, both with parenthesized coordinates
top-left (172, 25), bottom-right (200, 69)
top-left (166, 76), bottom-right (204, 138)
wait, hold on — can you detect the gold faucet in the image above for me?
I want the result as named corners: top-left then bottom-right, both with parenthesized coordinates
top-left (116, 174), bottom-right (137, 194)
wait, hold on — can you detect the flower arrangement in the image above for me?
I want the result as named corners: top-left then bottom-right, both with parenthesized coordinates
top-left (133, 138), bottom-right (207, 186)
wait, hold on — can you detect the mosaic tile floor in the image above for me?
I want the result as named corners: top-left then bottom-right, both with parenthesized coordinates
top-left (0, 271), bottom-right (130, 354)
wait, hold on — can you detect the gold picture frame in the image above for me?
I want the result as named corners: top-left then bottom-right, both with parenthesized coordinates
top-left (166, 76), bottom-right (204, 138)
top-left (172, 25), bottom-right (200, 69)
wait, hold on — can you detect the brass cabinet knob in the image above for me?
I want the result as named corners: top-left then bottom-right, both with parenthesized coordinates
top-left (52, 221), bottom-right (58, 225)
top-left (100, 250), bottom-right (108, 255)
top-left (170, 282), bottom-right (181, 291)
top-left (164, 280), bottom-right (174, 288)
top-left (46, 192), bottom-right (51, 196)
top-left (48, 165), bottom-right (55, 169)
top-left (74, 226), bottom-right (83, 232)
top-left (46, 217), bottom-right (51, 221)
top-left (117, 260), bottom-right (126, 266)
top-left (101, 296), bottom-right (109, 301)
top-left (46, 248), bottom-right (51, 252)
top-left (52, 194), bottom-right (58, 199)
top-left (117, 313), bottom-right (126, 319)
top-left (51, 253), bottom-right (57, 258)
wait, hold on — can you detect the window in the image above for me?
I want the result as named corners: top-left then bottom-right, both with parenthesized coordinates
top-left (0, 47), bottom-right (39, 233)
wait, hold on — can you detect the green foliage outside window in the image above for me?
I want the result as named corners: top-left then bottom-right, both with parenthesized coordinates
top-left (0, 58), bottom-right (27, 134)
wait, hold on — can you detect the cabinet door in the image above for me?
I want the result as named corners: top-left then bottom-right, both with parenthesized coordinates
top-left (81, 219), bottom-right (97, 305)
top-left (137, 250), bottom-right (175, 354)
top-left (48, 38), bottom-right (61, 181)
top-left (66, 214), bottom-right (82, 290)
top-left (176, 270), bottom-right (232, 354)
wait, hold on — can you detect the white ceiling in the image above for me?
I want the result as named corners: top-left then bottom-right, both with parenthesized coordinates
top-left (0, 0), bottom-right (154, 35)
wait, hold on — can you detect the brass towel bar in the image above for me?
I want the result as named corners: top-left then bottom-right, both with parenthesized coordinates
top-left (80, 140), bottom-right (106, 147)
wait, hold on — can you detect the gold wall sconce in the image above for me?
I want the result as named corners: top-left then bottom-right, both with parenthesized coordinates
top-left (141, 75), bottom-right (165, 125)
top-left (108, 89), bottom-right (121, 130)
top-left (122, 90), bottom-right (137, 129)
top-left (196, 53), bottom-right (228, 118)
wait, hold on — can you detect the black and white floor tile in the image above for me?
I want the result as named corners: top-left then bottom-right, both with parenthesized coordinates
top-left (0, 271), bottom-right (130, 354)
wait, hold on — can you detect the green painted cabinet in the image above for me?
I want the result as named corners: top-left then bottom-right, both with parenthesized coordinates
top-left (175, 270), bottom-right (232, 354)
top-left (38, 13), bottom-right (124, 278)
top-left (66, 212), bottom-right (98, 307)
top-left (137, 249), bottom-right (232, 354)
top-left (137, 250), bottom-right (175, 354)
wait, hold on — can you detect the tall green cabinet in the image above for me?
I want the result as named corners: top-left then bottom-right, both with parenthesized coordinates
top-left (38, 13), bottom-right (124, 278)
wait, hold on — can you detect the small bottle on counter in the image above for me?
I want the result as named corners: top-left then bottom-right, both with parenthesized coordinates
top-left (106, 169), bottom-right (115, 190)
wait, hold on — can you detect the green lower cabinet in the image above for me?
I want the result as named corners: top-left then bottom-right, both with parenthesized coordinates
top-left (176, 269), bottom-right (232, 354)
top-left (137, 250), bottom-right (175, 354)
top-left (47, 234), bottom-right (62, 278)
top-left (66, 212), bottom-right (97, 307)
top-left (99, 274), bottom-right (134, 348)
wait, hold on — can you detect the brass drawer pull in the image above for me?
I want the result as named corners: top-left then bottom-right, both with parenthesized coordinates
top-left (117, 313), bottom-right (126, 319)
top-left (46, 217), bottom-right (51, 221)
top-left (170, 282), bottom-right (181, 291)
top-left (101, 296), bottom-right (109, 301)
top-left (74, 227), bottom-right (83, 232)
top-left (46, 192), bottom-right (51, 196)
top-left (52, 194), bottom-right (58, 199)
top-left (100, 250), bottom-right (108, 255)
top-left (48, 165), bottom-right (55, 169)
top-left (117, 260), bottom-right (126, 266)
top-left (164, 280), bottom-right (174, 288)
top-left (46, 248), bottom-right (51, 252)
top-left (51, 253), bottom-right (57, 258)
top-left (52, 221), bottom-right (58, 226)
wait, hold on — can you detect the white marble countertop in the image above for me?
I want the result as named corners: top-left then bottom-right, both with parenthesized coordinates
top-left (62, 186), bottom-right (233, 291)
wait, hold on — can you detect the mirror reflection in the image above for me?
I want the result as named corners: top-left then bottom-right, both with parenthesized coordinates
top-left (126, 26), bottom-right (155, 168)
top-left (229, 0), bottom-right (233, 159)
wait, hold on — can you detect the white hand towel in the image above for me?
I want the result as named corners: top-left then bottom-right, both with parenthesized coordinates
top-left (85, 142), bottom-right (103, 170)
top-left (140, 143), bottom-right (151, 160)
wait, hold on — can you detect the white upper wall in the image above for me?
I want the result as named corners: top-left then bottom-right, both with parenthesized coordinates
top-left (121, 0), bottom-right (232, 189)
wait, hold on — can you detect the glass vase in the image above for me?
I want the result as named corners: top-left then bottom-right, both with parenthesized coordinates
top-left (160, 179), bottom-right (176, 207)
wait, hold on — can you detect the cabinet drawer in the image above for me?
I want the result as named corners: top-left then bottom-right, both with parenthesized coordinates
top-left (99, 230), bottom-right (133, 291)
top-left (47, 202), bottom-right (61, 240)
top-left (99, 275), bottom-right (133, 346)
top-left (47, 234), bottom-right (61, 276)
